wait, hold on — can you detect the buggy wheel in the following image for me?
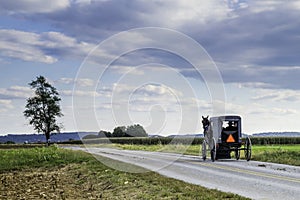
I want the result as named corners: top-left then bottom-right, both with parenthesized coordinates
top-left (235, 148), bottom-right (240, 160)
top-left (202, 140), bottom-right (207, 161)
top-left (210, 138), bottom-right (217, 162)
top-left (244, 137), bottom-right (252, 161)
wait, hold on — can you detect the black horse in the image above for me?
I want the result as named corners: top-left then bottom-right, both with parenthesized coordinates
top-left (202, 115), bottom-right (209, 135)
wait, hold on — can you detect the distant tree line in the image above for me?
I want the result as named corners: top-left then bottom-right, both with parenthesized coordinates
top-left (99, 124), bottom-right (148, 138)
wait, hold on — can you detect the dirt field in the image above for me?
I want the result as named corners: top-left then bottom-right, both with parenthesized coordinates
top-left (0, 164), bottom-right (106, 200)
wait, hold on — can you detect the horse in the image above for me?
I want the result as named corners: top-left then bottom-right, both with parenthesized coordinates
top-left (202, 115), bottom-right (210, 136)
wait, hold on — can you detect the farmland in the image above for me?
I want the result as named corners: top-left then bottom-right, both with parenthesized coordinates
top-left (80, 136), bottom-right (300, 145)
top-left (1, 138), bottom-right (299, 199)
top-left (0, 145), bottom-right (247, 199)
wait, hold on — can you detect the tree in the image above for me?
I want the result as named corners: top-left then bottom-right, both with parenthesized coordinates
top-left (111, 124), bottom-right (147, 137)
top-left (126, 124), bottom-right (148, 137)
top-left (24, 76), bottom-right (63, 145)
top-left (112, 126), bottom-right (127, 137)
top-left (98, 130), bottom-right (112, 138)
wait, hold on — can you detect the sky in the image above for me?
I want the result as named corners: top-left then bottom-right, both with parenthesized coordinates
top-left (1, 0), bottom-right (300, 135)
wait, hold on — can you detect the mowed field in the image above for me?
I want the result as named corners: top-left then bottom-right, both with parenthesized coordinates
top-left (0, 143), bottom-right (299, 199)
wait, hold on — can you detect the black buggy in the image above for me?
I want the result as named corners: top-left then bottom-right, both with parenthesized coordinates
top-left (201, 115), bottom-right (252, 162)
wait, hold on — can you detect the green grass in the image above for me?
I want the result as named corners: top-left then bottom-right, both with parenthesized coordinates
top-left (0, 146), bottom-right (248, 199)
top-left (251, 145), bottom-right (300, 166)
top-left (93, 143), bottom-right (300, 166)
top-left (2, 144), bottom-right (297, 199)
top-left (0, 145), bottom-right (91, 172)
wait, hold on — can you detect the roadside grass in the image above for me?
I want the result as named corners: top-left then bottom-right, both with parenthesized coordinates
top-left (0, 145), bottom-right (90, 172)
top-left (94, 143), bottom-right (300, 166)
top-left (0, 146), bottom-right (247, 199)
top-left (251, 145), bottom-right (300, 166)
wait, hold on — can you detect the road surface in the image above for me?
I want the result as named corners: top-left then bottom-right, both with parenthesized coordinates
top-left (66, 147), bottom-right (300, 200)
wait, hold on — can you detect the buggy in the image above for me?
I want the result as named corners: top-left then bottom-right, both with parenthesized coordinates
top-left (201, 115), bottom-right (251, 162)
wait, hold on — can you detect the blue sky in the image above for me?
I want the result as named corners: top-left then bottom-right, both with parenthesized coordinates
top-left (1, 0), bottom-right (300, 135)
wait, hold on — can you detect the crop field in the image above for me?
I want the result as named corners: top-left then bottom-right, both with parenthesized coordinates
top-left (92, 143), bottom-right (300, 166)
top-left (0, 145), bottom-right (247, 199)
top-left (80, 136), bottom-right (300, 145)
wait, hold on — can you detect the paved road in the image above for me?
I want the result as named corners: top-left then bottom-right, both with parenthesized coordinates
top-left (67, 147), bottom-right (300, 200)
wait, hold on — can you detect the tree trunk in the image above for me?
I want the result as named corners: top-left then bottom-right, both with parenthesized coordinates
top-left (45, 131), bottom-right (51, 146)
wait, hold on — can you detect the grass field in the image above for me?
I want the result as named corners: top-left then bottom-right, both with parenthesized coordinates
top-left (96, 143), bottom-right (300, 166)
top-left (251, 145), bottom-right (300, 166)
top-left (1, 143), bottom-right (298, 199)
top-left (0, 145), bottom-right (248, 199)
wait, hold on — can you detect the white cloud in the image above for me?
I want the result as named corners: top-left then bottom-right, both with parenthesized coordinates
top-left (61, 90), bottom-right (100, 97)
top-left (136, 84), bottom-right (183, 97)
top-left (270, 108), bottom-right (297, 115)
top-left (219, 64), bottom-right (300, 90)
top-left (246, 104), bottom-right (297, 116)
top-left (0, 0), bottom-right (70, 14)
top-left (252, 89), bottom-right (300, 102)
top-left (144, 0), bottom-right (233, 27)
top-left (245, 0), bottom-right (300, 13)
top-left (40, 32), bottom-right (91, 50)
top-left (57, 78), bottom-right (74, 85)
top-left (0, 86), bottom-right (32, 99)
top-left (111, 83), bottom-right (183, 99)
top-left (239, 82), bottom-right (276, 89)
top-left (110, 66), bottom-right (145, 76)
top-left (0, 30), bottom-right (57, 63)
top-left (1, 0), bottom-right (300, 134)
top-left (57, 77), bottom-right (94, 87)
top-left (75, 79), bottom-right (95, 87)
top-left (93, 83), bottom-right (190, 113)
top-left (9, 0), bottom-right (236, 43)
top-left (289, 1), bottom-right (300, 10)
top-left (212, 99), bottom-right (298, 117)
top-left (0, 99), bottom-right (14, 111)
top-left (0, 29), bottom-right (94, 63)
top-left (247, 1), bottom-right (283, 13)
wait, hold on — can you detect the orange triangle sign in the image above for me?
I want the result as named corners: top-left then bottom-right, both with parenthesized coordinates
top-left (227, 134), bottom-right (235, 143)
